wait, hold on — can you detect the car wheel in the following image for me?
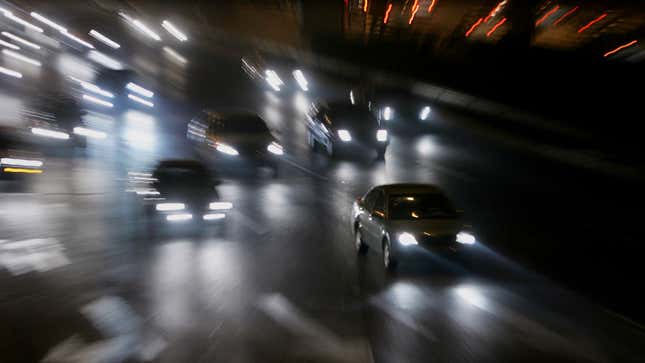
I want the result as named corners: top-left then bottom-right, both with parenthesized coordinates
top-left (355, 228), bottom-right (368, 255)
top-left (383, 239), bottom-right (397, 271)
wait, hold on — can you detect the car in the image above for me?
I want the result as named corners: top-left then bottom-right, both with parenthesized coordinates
top-left (307, 102), bottom-right (388, 159)
top-left (187, 111), bottom-right (284, 175)
top-left (351, 183), bottom-right (476, 270)
top-left (135, 159), bottom-right (233, 225)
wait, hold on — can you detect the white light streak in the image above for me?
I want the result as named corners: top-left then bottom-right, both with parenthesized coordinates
top-left (419, 106), bottom-right (431, 120)
top-left (60, 30), bottom-right (94, 48)
top-left (126, 82), bottom-right (154, 98)
top-left (82, 94), bottom-right (113, 108)
top-left (127, 94), bottom-right (154, 107)
top-left (87, 50), bottom-right (122, 70)
top-left (30, 12), bottom-right (67, 32)
top-left (156, 203), bottom-right (185, 211)
top-left (292, 69), bottom-right (308, 91)
top-left (2, 49), bottom-right (41, 67)
top-left (132, 19), bottom-right (161, 41)
top-left (73, 127), bottom-right (107, 139)
top-left (166, 213), bottom-right (192, 222)
top-left (162, 46), bottom-right (187, 64)
top-left (209, 202), bottom-right (233, 210)
top-left (88, 30), bottom-right (120, 49)
top-left (2, 10), bottom-right (43, 33)
top-left (162, 20), bottom-right (188, 41)
top-left (0, 38), bottom-right (20, 49)
top-left (203, 213), bottom-right (226, 221)
top-left (265, 70), bottom-right (283, 91)
top-left (1, 32), bottom-right (40, 49)
top-left (31, 127), bottom-right (70, 139)
top-left (1, 157), bottom-right (43, 167)
top-left (0, 65), bottom-right (22, 78)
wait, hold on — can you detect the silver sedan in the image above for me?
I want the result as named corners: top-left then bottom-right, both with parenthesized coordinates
top-left (351, 183), bottom-right (476, 270)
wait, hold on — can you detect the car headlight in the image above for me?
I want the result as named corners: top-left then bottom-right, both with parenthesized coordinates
top-left (376, 129), bottom-right (388, 142)
top-left (73, 127), bottom-right (107, 139)
top-left (166, 213), bottom-right (192, 222)
top-left (215, 143), bottom-right (239, 156)
top-left (156, 203), bottom-right (185, 211)
top-left (337, 129), bottom-right (352, 142)
top-left (456, 231), bottom-right (476, 245)
top-left (209, 202), bottom-right (233, 210)
top-left (267, 142), bottom-right (284, 155)
top-left (398, 232), bottom-right (418, 246)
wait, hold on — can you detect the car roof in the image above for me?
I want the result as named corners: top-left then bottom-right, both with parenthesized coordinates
top-left (375, 183), bottom-right (445, 195)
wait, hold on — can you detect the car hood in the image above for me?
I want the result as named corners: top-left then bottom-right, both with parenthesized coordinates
top-left (385, 218), bottom-right (462, 237)
top-left (216, 134), bottom-right (277, 148)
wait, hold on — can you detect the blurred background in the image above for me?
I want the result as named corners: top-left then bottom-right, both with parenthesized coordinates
top-left (1, 1), bottom-right (644, 362)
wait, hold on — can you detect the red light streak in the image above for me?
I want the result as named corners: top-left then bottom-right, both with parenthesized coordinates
top-left (427, 0), bottom-right (437, 13)
top-left (486, 17), bottom-right (507, 37)
top-left (408, 1), bottom-right (420, 25)
top-left (536, 5), bottom-right (560, 26)
top-left (553, 5), bottom-right (579, 26)
top-left (578, 13), bottom-right (607, 33)
top-left (384, 3), bottom-right (392, 24)
top-left (465, 17), bottom-right (484, 37)
top-left (603, 40), bottom-right (638, 57)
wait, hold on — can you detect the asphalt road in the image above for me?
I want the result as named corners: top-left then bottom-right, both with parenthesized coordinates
top-left (2, 25), bottom-right (645, 363)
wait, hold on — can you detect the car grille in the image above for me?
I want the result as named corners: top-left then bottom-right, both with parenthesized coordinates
top-left (421, 234), bottom-right (456, 246)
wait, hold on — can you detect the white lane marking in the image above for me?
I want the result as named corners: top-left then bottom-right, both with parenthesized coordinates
top-left (46, 295), bottom-right (168, 362)
top-left (258, 294), bottom-right (373, 362)
top-left (0, 238), bottom-right (69, 275)
top-left (370, 296), bottom-right (438, 342)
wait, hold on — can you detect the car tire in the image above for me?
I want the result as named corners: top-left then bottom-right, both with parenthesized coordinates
top-left (355, 228), bottom-right (368, 255)
top-left (383, 239), bottom-right (397, 271)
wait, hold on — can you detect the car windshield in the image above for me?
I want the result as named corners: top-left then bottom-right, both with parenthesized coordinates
top-left (328, 106), bottom-right (378, 128)
top-left (212, 115), bottom-right (270, 134)
top-left (388, 194), bottom-right (457, 220)
top-left (154, 165), bottom-right (212, 191)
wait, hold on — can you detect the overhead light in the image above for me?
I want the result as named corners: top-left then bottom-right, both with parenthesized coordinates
top-left (60, 30), bottom-right (94, 49)
top-left (0, 65), bottom-right (22, 78)
top-left (166, 213), bottom-right (192, 222)
top-left (376, 129), bottom-right (388, 142)
top-left (215, 143), bottom-right (239, 156)
top-left (161, 20), bottom-right (188, 41)
top-left (349, 90), bottom-right (355, 104)
top-left (292, 70), bottom-right (308, 91)
top-left (31, 127), bottom-right (70, 140)
top-left (1, 157), bottom-right (43, 167)
top-left (267, 141), bottom-right (284, 155)
top-left (1, 9), bottom-right (43, 33)
top-left (156, 203), bottom-right (185, 211)
top-left (82, 94), bottom-right (113, 108)
top-left (126, 82), bottom-right (154, 98)
top-left (0, 38), bottom-right (20, 50)
top-left (73, 127), bottom-right (107, 139)
top-left (209, 202), bottom-right (233, 210)
top-left (2, 49), bottom-right (41, 67)
top-left (132, 19), bottom-right (161, 41)
top-left (419, 106), bottom-right (431, 120)
top-left (88, 30), bottom-right (120, 49)
top-left (87, 50), bottom-right (122, 70)
top-left (1, 32), bottom-right (40, 49)
top-left (128, 94), bottom-right (154, 107)
top-left (162, 46), bottom-right (187, 64)
top-left (30, 12), bottom-right (67, 32)
top-left (337, 129), bottom-right (352, 142)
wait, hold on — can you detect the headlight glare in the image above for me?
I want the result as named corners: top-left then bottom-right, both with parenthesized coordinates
top-left (376, 129), bottom-right (388, 142)
top-left (337, 129), bottom-right (352, 142)
top-left (209, 202), bottom-right (233, 210)
top-left (456, 231), bottom-right (476, 245)
top-left (267, 142), bottom-right (284, 155)
top-left (216, 143), bottom-right (239, 156)
top-left (398, 232), bottom-right (418, 246)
